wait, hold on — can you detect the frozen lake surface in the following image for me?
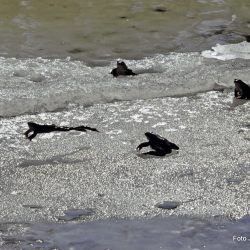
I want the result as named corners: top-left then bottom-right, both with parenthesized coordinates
top-left (0, 42), bottom-right (250, 249)
top-left (0, 90), bottom-right (250, 249)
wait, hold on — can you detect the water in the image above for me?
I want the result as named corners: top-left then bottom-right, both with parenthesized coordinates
top-left (0, 0), bottom-right (250, 61)
top-left (1, 0), bottom-right (250, 249)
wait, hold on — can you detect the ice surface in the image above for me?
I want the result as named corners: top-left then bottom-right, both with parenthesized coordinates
top-left (2, 216), bottom-right (250, 249)
top-left (202, 41), bottom-right (250, 60)
top-left (0, 91), bottom-right (249, 225)
top-left (0, 44), bottom-right (250, 248)
top-left (1, 48), bottom-right (250, 116)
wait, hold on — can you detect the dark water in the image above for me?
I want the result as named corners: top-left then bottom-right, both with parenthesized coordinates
top-left (0, 0), bottom-right (250, 63)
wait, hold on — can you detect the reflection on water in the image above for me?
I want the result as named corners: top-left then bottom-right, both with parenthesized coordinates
top-left (0, 0), bottom-right (250, 61)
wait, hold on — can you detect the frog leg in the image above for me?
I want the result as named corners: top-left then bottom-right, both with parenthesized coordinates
top-left (137, 142), bottom-right (150, 151)
top-left (143, 148), bottom-right (171, 156)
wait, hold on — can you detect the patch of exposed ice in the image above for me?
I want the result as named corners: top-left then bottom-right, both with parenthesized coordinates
top-left (106, 129), bottom-right (123, 135)
top-left (152, 122), bottom-right (167, 128)
top-left (130, 114), bottom-right (143, 123)
top-left (202, 41), bottom-right (250, 60)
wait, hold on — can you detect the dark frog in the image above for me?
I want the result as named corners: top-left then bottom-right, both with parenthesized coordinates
top-left (111, 61), bottom-right (137, 77)
top-left (137, 132), bottom-right (179, 156)
top-left (24, 122), bottom-right (99, 141)
top-left (234, 79), bottom-right (250, 99)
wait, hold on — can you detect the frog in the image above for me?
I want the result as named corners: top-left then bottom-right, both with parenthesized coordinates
top-left (111, 61), bottom-right (136, 77)
top-left (137, 132), bottom-right (179, 156)
top-left (234, 79), bottom-right (250, 99)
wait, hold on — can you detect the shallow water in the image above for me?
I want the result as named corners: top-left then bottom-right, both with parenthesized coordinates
top-left (1, 0), bottom-right (250, 62)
